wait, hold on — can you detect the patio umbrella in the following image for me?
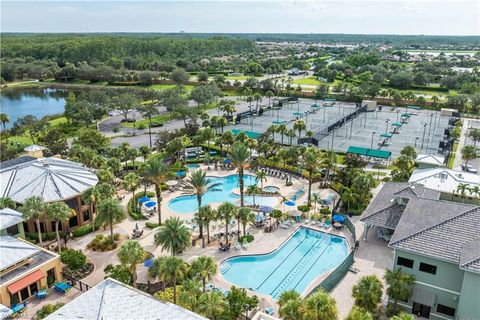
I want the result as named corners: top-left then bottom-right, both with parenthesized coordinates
top-left (332, 214), bottom-right (346, 223)
top-left (285, 200), bottom-right (296, 207)
top-left (256, 214), bottom-right (264, 222)
top-left (144, 201), bottom-right (157, 208)
top-left (223, 159), bottom-right (231, 164)
top-left (176, 171), bottom-right (186, 178)
top-left (144, 259), bottom-right (153, 268)
top-left (259, 205), bottom-right (273, 213)
top-left (138, 196), bottom-right (150, 204)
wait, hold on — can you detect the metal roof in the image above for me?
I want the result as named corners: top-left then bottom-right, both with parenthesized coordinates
top-left (0, 157), bottom-right (98, 204)
top-left (347, 146), bottom-right (392, 159)
top-left (0, 236), bottom-right (40, 271)
top-left (44, 278), bottom-right (208, 320)
top-left (0, 208), bottom-right (24, 230)
top-left (409, 167), bottom-right (480, 195)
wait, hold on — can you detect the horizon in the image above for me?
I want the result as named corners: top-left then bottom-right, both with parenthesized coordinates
top-left (1, 1), bottom-right (479, 35)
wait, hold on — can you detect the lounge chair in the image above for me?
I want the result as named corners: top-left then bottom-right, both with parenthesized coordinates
top-left (264, 307), bottom-right (274, 315)
top-left (280, 223), bottom-right (290, 229)
top-left (304, 219), bottom-right (311, 224)
top-left (323, 220), bottom-right (332, 229)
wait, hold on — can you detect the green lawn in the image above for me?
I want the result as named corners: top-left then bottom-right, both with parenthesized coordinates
top-left (7, 135), bottom-right (35, 145)
top-left (225, 75), bottom-right (250, 81)
top-left (147, 84), bottom-right (194, 92)
top-left (292, 77), bottom-right (320, 86)
top-left (121, 114), bottom-right (172, 128)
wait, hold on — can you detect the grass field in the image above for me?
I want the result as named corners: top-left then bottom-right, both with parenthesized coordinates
top-left (292, 77), bottom-right (321, 86)
top-left (226, 75), bottom-right (249, 80)
top-left (121, 114), bottom-right (172, 128)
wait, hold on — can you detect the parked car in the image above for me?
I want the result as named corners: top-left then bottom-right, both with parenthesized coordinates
top-left (462, 163), bottom-right (478, 174)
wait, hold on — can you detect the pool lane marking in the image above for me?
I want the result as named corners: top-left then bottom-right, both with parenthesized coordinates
top-left (269, 239), bottom-right (322, 296)
top-left (255, 235), bottom-right (309, 290)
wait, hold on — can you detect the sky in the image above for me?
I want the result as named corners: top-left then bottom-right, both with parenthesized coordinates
top-left (1, 1), bottom-right (479, 35)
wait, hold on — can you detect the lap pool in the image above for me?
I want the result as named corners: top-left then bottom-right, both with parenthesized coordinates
top-left (168, 174), bottom-right (279, 214)
top-left (220, 227), bottom-right (349, 299)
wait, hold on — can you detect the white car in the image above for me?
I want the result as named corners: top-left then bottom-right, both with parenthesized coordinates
top-left (462, 164), bottom-right (478, 174)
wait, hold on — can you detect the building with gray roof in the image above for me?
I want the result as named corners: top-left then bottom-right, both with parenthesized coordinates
top-left (361, 182), bottom-right (480, 320)
top-left (44, 278), bottom-right (208, 320)
top-left (0, 208), bottom-right (25, 238)
top-left (0, 156), bottom-right (98, 233)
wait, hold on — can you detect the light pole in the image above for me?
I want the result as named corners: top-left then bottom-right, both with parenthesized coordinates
top-left (323, 105), bottom-right (326, 123)
top-left (414, 137), bottom-right (419, 148)
top-left (428, 113), bottom-right (433, 137)
top-left (385, 119), bottom-right (390, 134)
top-left (370, 131), bottom-right (376, 149)
top-left (331, 127), bottom-right (335, 150)
top-left (396, 109), bottom-right (400, 123)
top-left (421, 123), bottom-right (427, 149)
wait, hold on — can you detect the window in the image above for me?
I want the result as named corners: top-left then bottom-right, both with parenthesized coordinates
top-left (6, 224), bottom-right (19, 236)
top-left (397, 256), bottom-right (414, 268)
top-left (437, 304), bottom-right (456, 317)
top-left (419, 262), bottom-right (437, 275)
top-left (47, 268), bottom-right (56, 286)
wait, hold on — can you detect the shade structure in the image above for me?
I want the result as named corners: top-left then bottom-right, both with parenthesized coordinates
top-left (138, 196), bottom-right (150, 204)
top-left (293, 112), bottom-right (302, 116)
top-left (285, 201), bottom-right (296, 207)
top-left (333, 214), bottom-right (346, 223)
top-left (380, 133), bottom-right (393, 138)
top-left (259, 205), bottom-right (273, 213)
top-left (144, 258), bottom-right (153, 268)
top-left (311, 104), bottom-right (320, 109)
top-left (144, 201), bottom-right (157, 208)
top-left (272, 120), bottom-right (286, 125)
top-left (7, 270), bottom-right (44, 294)
top-left (401, 113), bottom-right (411, 118)
top-left (223, 159), bottom-right (231, 164)
top-left (391, 122), bottom-right (402, 127)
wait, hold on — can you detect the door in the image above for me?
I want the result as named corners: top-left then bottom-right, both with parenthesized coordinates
top-left (19, 287), bottom-right (29, 302)
top-left (412, 302), bottom-right (431, 318)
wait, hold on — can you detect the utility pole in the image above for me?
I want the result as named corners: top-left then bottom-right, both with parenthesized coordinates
top-left (421, 123), bottom-right (427, 149)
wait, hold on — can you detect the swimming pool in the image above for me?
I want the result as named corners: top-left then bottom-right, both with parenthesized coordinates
top-left (220, 227), bottom-right (349, 299)
top-left (187, 164), bottom-right (201, 170)
top-left (263, 186), bottom-right (280, 193)
top-left (168, 174), bottom-right (279, 214)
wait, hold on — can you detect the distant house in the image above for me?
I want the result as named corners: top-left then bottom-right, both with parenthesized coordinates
top-left (408, 168), bottom-right (480, 203)
top-left (361, 182), bottom-right (480, 320)
top-left (0, 236), bottom-right (62, 307)
top-left (288, 68), bottom-right (306, 76)
top-left (0, 156), bottom-right (99, 234)
top-left (415, 154), bottom-right (446, 169)
top-left (44, 278), bottom-right (207, 320)
top-left (0, 208), bottom-right (25, 238)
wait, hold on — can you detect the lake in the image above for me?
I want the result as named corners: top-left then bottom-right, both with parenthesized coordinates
top-left (0, 88), bottom-right (68, 129)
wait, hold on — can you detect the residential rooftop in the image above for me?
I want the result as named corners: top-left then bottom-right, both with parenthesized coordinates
top-left (408, 167), bottom-right (480, 195)
top-left (0, 208), bottom-right (24, 230)
top-left (0, 157), bottom-right (98, 204)
top-left (415, 153), bottom-right (445, 166)
top-left (44, 278), bottom-right (208, 320)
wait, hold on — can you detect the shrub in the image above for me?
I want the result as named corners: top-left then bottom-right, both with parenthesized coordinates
top-left (145, 222), bottom-right (160, 229)
top-left (104, 264), bottom-right (133, 285)
top-left (72, 224), bottom-right (93, 237)
top-left (60, 249), bottom-right (87, 271)
top-left (154, 286), bottom-right (183, 303)
top-left (87, 234), bottom-right (119, 251)
top-left (26, 231), bottom-right (65, 242)
top-left (297, 205), bottom-right (311, 213)
top-left (36, 303), bottom-right (65, 319)
top-left (239, 234), bottom-right (254, 243)
top-left (319, 208), bottom-right (332, 216)
top-left (128, 192), bottom-right (153, 220)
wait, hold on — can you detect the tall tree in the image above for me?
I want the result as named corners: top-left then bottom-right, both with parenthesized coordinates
top-left (238, 207), bottom-right (255, 236)
top-left (117, 240), bottom-right (146, 288)
top-left (123, 173), bottom-right (139, 212)
top-left (180, 170), bottom-right (222, 248)
top-left (45, 202), bottom-right (70, 253)
top-left (20, 196), bottom-right (46, 246)
top-left (293, 119), bottom-right (306, 139)
top-left (197, 205), bottom-right (217, 244)
top-left (0, 197), bottom-right (15, 209)
top-left (301, 290), bottom-right (338, 320)
top-left (384, 268), bottom-right (415, 315)
top-left (143, 158), bottom-right (170, 225)
top-left (301, 148), bottom-right (323, 203)
top-left (190, 256), bottom-right (218, 292)
top-left (198, 291), bottom-right (227, 320)
top-left (158, 256), bottom-right (188, 304)
top-left (154, 217), bottom-right (191, 256)
top-left (96, 198), bottom-right (125, 240)
top-left (0, 113), bottom-right (10, 129)
top-left (255, 170), bottom-right (268, 189)
top-left (228, 143), bottom-right (250, 207)
top-left (217, 202), bottom-right (237, 244)
top-left (352, 275), bottom-right (383, 315)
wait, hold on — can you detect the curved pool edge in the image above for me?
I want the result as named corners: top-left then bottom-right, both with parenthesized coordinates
top-left (217, 225), bottom-right (352, 299)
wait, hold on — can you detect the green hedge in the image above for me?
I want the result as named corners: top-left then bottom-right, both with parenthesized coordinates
top-left (26, 231), bottom-right (65, 242)
top-left (72, 224), bottom-right (94, 238)
top-left (145, 222), bottom-right (160, 229)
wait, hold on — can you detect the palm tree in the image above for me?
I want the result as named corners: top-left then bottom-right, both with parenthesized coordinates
top-left (198, 205), bottom-right (217, 244)
top-left (246, 184), bottom-right (260, 206)
top-left (228, 143), bottom-right (250, 207)
top-left (138, 145), bottom-right (151, 162)
top-left (277, 123), bottom-right (287, 145)
top-left (321, 150), bottom-right (337, 182)
top-left (301, 148), bottom-right (323, 203)
top-left (238, 207), bottom-right (255, 236)
top-left (278, 290), bottom-right (302, 320)
top-left (346, 306), bottom-right (373, 320)
top-left (341, 187), bottom-right (356, 212)
top-left (143, 158), bottom-right (170, 225)
top-left (278, 289), bottom-right (301, 308)
top-left (255, 170), bottom-right (268, 189)
top-left (286, 129), bottom-right (296, 146)
top-left (216, 117), bottom-right (229, 134)
top-left (384, 268), bottom-right (415, 315)
top-left (123, 173), bottom-right (139, 211)
top-left (45, 202), bottom-right (70, 253)
top-left (253, 92), bottom-right (262, 113)
top-left (469, 184), bottom-right (480, 200)
top-left (306, 130), bottom-right (314, 145)
top-left (198, 291), bottom-right (227, 320)
top-left (179, 279), bottom-right (203, 312)
top-left (20, 196), bottom-right (46, 246)
top-left (293, 119), bottom-right (306, 139)
top-left (301, 289), bottom-right (338, 320)
top-left (190, 256), bottom-right (218, 292)
top-left (158, 256), bottom-right (188, 304)
top-left (96, 198), bottom-right (125, 240)
top-left (217, 202), bottom-right (237, 244)
top-left (457, 183), bottom-right (470, 202)
top-left (352, 275), bottom-right (383, 315)
top-left (0, 197), bottom-right (15, 209)
top-left (0, 113), bottom-right (9, 129)
top-left (265, 91), bottom-right (274, 108)
top-left (180, 170), bottom-right (222, 248)
top-left (117, 240), bottom-right (146, 288)
top-left (154, 217), bottom-right (191, 255)
top-left (200, 127), bottom-right (216, 168)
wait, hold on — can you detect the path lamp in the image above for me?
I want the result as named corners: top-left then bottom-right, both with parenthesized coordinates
top-left (385, 119), bottom-right (390, 134)
top-left (428, 113), bottom-right (433, 137)
top-left (323, 105), bottom-right (326, 123)
top-left (370, 131), bottom-right (376, 149)
top-left (421, 123), bottom-right (427, 149)
top-left (396, 109), bottom-right (400, 123)
top-left (414, 137), bottom-right (419, 148)
top-left (331, 127), bottom-right (336, 150)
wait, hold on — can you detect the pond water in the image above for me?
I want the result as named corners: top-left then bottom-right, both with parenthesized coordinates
top-left (0, 88), bottom-right (68, 129)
